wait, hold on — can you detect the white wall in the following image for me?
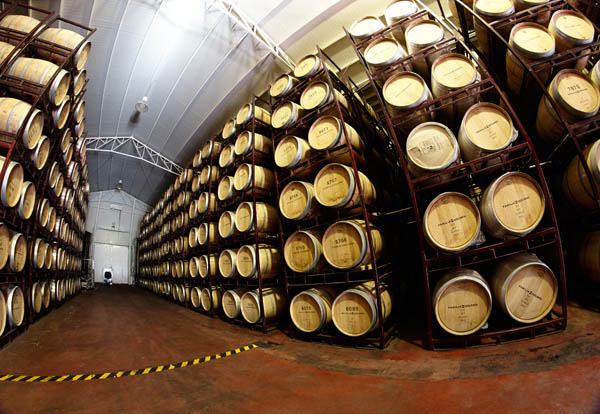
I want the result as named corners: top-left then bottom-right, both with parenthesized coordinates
top-left (86, 190), bottom-right (150, 284)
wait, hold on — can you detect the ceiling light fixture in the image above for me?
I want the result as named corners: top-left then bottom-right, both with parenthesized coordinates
top-left (135, 96), bottom-right (149, 113)
top-left (116, 179), bottom-right (123, 192)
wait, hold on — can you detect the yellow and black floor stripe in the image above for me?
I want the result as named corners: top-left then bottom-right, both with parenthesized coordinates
top-left (0, 341), bottom-right (272, 383)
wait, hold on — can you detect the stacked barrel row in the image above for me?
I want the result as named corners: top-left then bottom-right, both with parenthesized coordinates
top-left (451, 0), bottom-right (600, 307)
top-left (0, 6), bottom-right (93, 347)
top-left (268, 51), bottom-right (402, 346)
top-left (348, 0), bottom-right (566, 348)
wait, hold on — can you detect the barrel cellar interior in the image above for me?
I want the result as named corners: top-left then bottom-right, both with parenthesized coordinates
top-left (0, 0), bottom-right (598, 413)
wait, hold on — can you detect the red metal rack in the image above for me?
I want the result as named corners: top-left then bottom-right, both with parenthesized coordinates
top-left (348, 0), bottom-right (567, 349)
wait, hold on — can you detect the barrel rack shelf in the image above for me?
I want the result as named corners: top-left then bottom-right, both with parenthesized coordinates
top-left (269, 48), bottom-right (404, 349)
top-left (348, 0), bottom-right (567, 349)
top-left (0, 1), bottom-right (93, 348)
top-left (450, 0), bottom-right (600, 313)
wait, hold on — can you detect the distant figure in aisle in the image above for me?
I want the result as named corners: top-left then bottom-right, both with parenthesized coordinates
top-left (103, 267), bottom-right (113, 286)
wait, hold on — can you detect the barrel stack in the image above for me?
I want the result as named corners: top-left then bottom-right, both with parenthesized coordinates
top-left (269, 48), bottom-right (402, 348)
top-left (0, 4), bottom-right (93, 347)
top-left (348, 0), bottom-right (566, 349)
top-left (452, 0), bottom-right (600, 311)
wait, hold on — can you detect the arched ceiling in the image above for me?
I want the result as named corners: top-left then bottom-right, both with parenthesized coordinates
top-left (34, 0), bottom-right (437, 205)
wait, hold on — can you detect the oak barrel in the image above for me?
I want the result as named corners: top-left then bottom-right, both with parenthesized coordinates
top-left (0, 223), bottom-right (9, 270)
top-left (274, 135), bottom-right (315, 170)
top-left (578, 231), bottom-right (600, 284)
top-left (30, 282), bottom-right (42, 313)
top-left (433, 269), bottom-right (492, 336)
top-left (3, 285), bottom-right (24, 327)
top-left (37, 27), bottom-right (92, 71)
top-left (17, 180), bottom-right (36, 220)
top-left (314, 163), bottom-right (376, 209)
top-left (290, 287), bottom-right (336, 333)
top-left (222, 288), bottom-right (247, 319)
top-left (218, 210), bottom-right (239, 238)
top-left (490, 253), bottom-right (557, 323)
top-left (279, 180), bottom-right (319, 221)
top-left (236, 244), bottom-right (282, 279)
top-left (7, 57), bottom-right (70, 105)
top-left (0, 155), bottom-right (23, 208)
top-left (423, 192), bottom-right (482, 253)
top-left (382, 71), bottom-right (433, 133)
top-left (240, 288), bottom-right (286, 324)
top-left (480, 172), bottom-right (545, 238)
top-left (349, 16), bottom-right (385, 39)
top-left (307, 115), bottom-right (364, 153)
top-left (8, 231), bottom-right (27, 272)
top-left (270, 74), bottom-right (298, 99)
top-left (236, 102), bottom-right (271, 126)
top-left (0, 97), bottom-right (43, 149)
top-left (405, 19), bottom-right (445, 82)
top-left (217, 176), bottom-right (238, 201)
top-left (199, 254), bottom-right (217, 279)
top-left (219, 144), bottom-right (235, 168)
top-left (561, 139), bottom-right (600, 210)
top-left (473, 0), bottom-right (514, 62)
top-left (406, 122), bottom-right (460, 178)
top-left (31, 135), bottom-right (50, 170)
top-left (234, 131), bottom-right (272, 157)
top-left (284, 230), bottom-right (324, 273)
top-left (300, 80), bottom-right (348, 111)
top-left (218, 248), bottom-right (239, 279)
top-left (332, 281), bottom-right (392, 337)
top-left (548, 10), bottom-right (594, 71)
top-left (271, 101), bottom-right (305, 129)
top-left (384, 0), bottom-right (419, 45)
top-left (234, 201), bottom-right (279, 234)
top-left (233, 163), bottom-right (274, 192)
top-left (294, 54), bottom-right (322, 79)
top-left (200, 286), bottom-right (221, 311)
top-left (322, 219), bottom-right (383, 270)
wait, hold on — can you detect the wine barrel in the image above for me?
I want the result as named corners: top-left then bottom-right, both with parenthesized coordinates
top-left (0, 156), bottom-right (23, 209)
top-left (45, 242), bottom-right (53, 270)
top-left (177, 284), bottom-right (187, 303)
top-left (52, 99), bottom-right (71, 130)
top-left (199, 165), bottom-right (219, 185)
top-left (7, 57), bottom-right (70, 106)
top-left (458, 102), bottom-right (517, 162)
top-left (197, 222), bottom-right (216, 245)
top-left (323, 220), bottom-right (383, 270)
top-left (0, 223), bottom-right (9, 270)
top-left (32, 238), bottom-right (47, 269)
top-left (562, 139), bottom-right (600, 210)
top-left (190, 286), bottom-right (201, 308)
top-left (30, 135), bottom-right (50, 170)
top-left (506, 23), bottom-right (555, 95)
top-left (73, 99), bottom-right (85, 123)
top-left (240, 288), bottom-right (286, 324)
top-left (313, 163), bottom-right (376, 209)
top-left (73, 69), bottom-right (86, 96)
top-left (233, 163), bottom-right (274, 192)
top-left (0, 97), bottom-right (43, 149)
top-left (37, 27), bottom-right (92, 71)
top-left (284, 230), bottom-right (324, 273)
top-left (17, 180), bottom-right (35, 219)
top-left (234, 201), bottom-right (279, 234)
top-left (387, 1), bottom-right (422, 38)
top-left (473, 0), bottom-right (514, 62)
top-left (405, 122), bottom-right (460, 178)
top-left (300, 80), bottom-right (348, 111)
top-left (279, 181), bottom-right (320, 221)
top-left (271, 101), bottom-right (305, 129)
top-left (491, 253), bottom-right (558, 323)
top-left (423, 192), bottom-right (482, 253)
top-left (236, 102), bottom-right (271, 126)
top-left (188, 227), bottom-right (198, 248)
top-left (236, 244), bottom-right (282, 279)
top-left (47, 206), bottom-right (56, 232)
top-left (74, 118), bottom-right (85, 138)
top-left (219, 143), bottom-right (235, 168)
top-left (234, 131), bottom-right (272, 157)
top-left (218, 249), bottom-right (239, 279)
top-left (307, 115), bottom-right (364, 153)
top-left (290, 287), bottom-right (336, 333)
top-left (382, 71), bottom-right (433, 133)
top-left (222, 288), bottom-right (247, 319)
top-left (197, 192), bottom-right (216, 214)
top-left (0, 40), bottom-right (14, 67)
top-left (0, 15), bottom-right (40, 35)
top-left (579, 231), bottom-right (600, 284)
top-left (0, 289), bottom-right (5, 335)
top-left (349, 16), bottom-right (386, 39)
top-left (218, 210), bottom-right (239, 238)
top-left (3, 285), bottom-right (24, 327)
top-left (202, 139), bottom-right (221, 161)
top-left (217, 176), bottom-right (238, 201)
top-left (270, 74), bottom-right (298, 99)
top-left (548, 10), bottom-right (594, 71)
top-left (480, 172), bottom-right (545, 238)
top-left (274, 135), bottom-right (315, 171)
top-left (200, 286), bottom-right (221, 311)
top-left (364, 37), bottom-right (407, 72)
top-left (41, 280), bottom-right (51, 308)
top-left (294, 54), bottom-right (323, 79)
top-left (8, 231), bottom-right (27, 272)
top-left (222, 119), bottom-right (236, 140)
top-left (431, 53), bottom-right (480, 126)
top-left (536, 71), bottom-right (600, 146)
top-left (332, 281), bottom-right (392, 337)
top-left (405, 19), bottom-right (445, 82)
top-left (188, 200), bottom-right (198, 220)
top-left (433, 268), bottom-right (492, 336)
top-left (199, 254), bottom-right (217, 279)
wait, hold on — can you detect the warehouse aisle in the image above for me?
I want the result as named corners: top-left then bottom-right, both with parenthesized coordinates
top-left (0, 286), bottom-right (598, 414)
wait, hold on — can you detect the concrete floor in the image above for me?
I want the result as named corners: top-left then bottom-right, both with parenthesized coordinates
top-left (0, 285), bottom-right (598, 414)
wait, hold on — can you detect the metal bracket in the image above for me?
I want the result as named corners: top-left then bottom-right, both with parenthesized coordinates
top-left (85, 136), bottom-right (183, 175)
top-left (206, 0), bottom-right (296, 70)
